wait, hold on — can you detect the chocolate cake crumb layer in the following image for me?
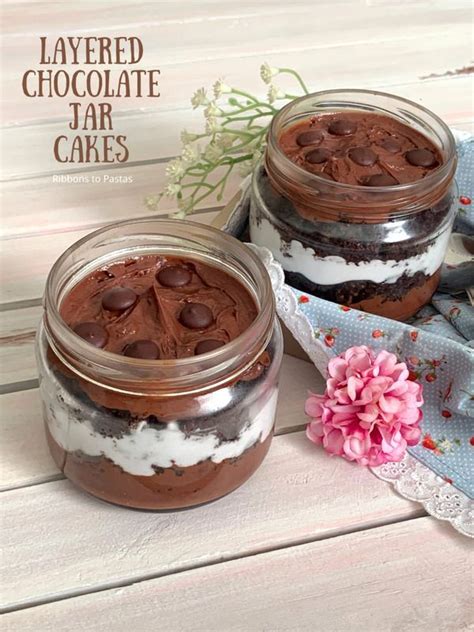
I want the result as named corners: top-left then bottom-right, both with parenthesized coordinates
top-left (279, 112), bottom-right (442, 186)
top-left (255, 167), bottom-right (453, 265)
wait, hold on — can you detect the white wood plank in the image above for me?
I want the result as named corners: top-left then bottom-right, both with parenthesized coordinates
top-left (0, 354), bottom-right (323, 489)
top-left (1, 109), bottom-right (202, 181)
top-left (2, 5), bottom-right (471, 125)
top-left (1, 431), bottom-right (422, 611)
top-left (0, 161), bottom-right (237, 239)
top-left (0, 306), bottom-right (39, 386)
top-left (0, 389), bottom-right (60, 490)
top-left (4, 517), bottom-right (469, 631)
top-left (0, 210), bottom-right (219, 305)
top-left (2, 1), bottom-right (353, 37)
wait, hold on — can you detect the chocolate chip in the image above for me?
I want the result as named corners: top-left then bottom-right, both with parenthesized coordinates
top-left (328, 119), bottom-right (357, 136)
top-left (179, 303), bottom-right (213, 329)
top-left (349, 147), bottom-right (377, 166)
top-left (296, 130), bottom-right (323, 147)
top-left (123, 339), bottom-right (160, 359)
top-left (381, 138), bottom-right (401, 153)
top-left (363, 173), bottom-right (398, 187)
top-left (101, 287), bottom-right (137, 312)
top-left (157, 265), bottom-right (192, 288)
top-left (74, 322), bottom-right (108, 348)
top-left (306, 148), bottom-right (332, 164)
top-left (405, 148), bottom-right (437, 167)
top-left (195, 339), bottom-right (225, 355)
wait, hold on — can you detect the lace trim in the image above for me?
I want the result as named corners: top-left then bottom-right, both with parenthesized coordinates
top-left (247, 244), bottom-right (474, 538)
top-left (371, 455), bottom-right (474, 537)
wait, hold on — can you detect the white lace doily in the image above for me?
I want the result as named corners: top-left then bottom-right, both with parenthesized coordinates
top-left (247, 243), bottom-right (474, 538)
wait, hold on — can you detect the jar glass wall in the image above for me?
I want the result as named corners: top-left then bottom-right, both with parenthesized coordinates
top-left (37, 219), bottom-right (283, 510)
top-left (250, 90), bottom-right (457, 320)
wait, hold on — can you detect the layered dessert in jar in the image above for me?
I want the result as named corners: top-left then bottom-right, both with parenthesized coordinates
top-left (250, 90), bottom-right (457, 320)
top-left (37, 220), bottom-right (282, 510)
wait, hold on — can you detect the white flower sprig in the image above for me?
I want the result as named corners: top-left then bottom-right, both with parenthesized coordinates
top-left (146, 65), bottom-right (309, 217)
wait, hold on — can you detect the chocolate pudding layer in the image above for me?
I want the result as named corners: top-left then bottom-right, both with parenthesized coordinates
top-left (40, 251), bottom-right (280, 509)
top-left (250, 95), bottom-right (456, 320)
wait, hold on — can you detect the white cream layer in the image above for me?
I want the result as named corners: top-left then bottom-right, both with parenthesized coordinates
top-left (44, 378), bottom-right (278, 476)
top-left (249, 214), bottom-right (449, 285)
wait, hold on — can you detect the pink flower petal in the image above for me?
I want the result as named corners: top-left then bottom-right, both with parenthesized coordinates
top-left (347, 376), bottom-right (364, 401)
top-left (328, 357), bottom-right (349, 381)
top-left (357, 404), bottom-right (380, 423)
top-left (305, 396), bottom-right (324, 418)
top-left (379, 394), bottom-right (403, 414)
top-left (322, 428), bottom-right (345, 455)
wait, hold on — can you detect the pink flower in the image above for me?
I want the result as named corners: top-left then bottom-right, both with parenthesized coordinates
top-left (305, 346), bottom-right (423, 467)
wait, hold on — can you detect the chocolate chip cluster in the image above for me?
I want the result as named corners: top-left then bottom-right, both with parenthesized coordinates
top-left (73, 264), bottom-right (225, 359)
top-left (280, 112), bottom-right (441, 186)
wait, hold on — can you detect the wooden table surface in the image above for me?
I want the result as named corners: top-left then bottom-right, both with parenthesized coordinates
top-left (1, 2), bottom-right (473, 630)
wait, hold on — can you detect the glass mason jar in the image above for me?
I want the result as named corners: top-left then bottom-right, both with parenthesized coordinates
top-left (36, 219), bottom-right (283, 510)
top-left (249, 89), bottom-right (457, 321)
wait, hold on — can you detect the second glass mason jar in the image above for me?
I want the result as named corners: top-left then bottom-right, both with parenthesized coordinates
top-left (249, 89), bottom-right (457, 320)
top-left (36, 219), bottom-right (283, 510)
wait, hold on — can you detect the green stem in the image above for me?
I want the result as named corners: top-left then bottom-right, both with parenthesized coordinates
top-left (229, 88), bottom-right (260, 103)
top-left (184, 153), bottom-right (253, 212)
top-left (219, 102), bottom-right (276, 117)
top-left (216, 164), bottom-right (233, 199)
top-left (278, 68), bottom-right (309, 94)
top-left (181, 182), bottom-right (214, 191)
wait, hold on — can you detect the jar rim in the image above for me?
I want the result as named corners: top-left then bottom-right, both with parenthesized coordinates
top-left (267, 88), bottom-right (457, 194)
top-left (43, 217), bottom-right (275, 395)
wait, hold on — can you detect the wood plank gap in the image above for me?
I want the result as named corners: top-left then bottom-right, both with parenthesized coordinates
top-left (0, 472), bottom-right (64, 493)
top-left (0, 511), bottom-right (427, 616)
top-left (0, 298), bottom-right (42, 312)
top-left (0, 378), bottom-right (39, 395)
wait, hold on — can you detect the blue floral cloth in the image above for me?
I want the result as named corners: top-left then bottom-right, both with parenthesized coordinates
top-left (292, 138), bottom-right (474, 499)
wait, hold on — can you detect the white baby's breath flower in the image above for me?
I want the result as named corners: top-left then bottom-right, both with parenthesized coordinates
top-left (191, 87), bottom-right (208, 109)
top-left (237, 160), bottom-right (253, 178)
top-left (213, 78), bottom-right (231, 99)
top-left (180, 129), bottom-right (198, 145)
top-left (204, 101), bottom-right (222, 119)
top-left (260, 62), bottom-right (278, 85)
top-left (215, 133), bottom-right (234, 150)
top-left (144, 193), bottom-right (162, 210)
top-left (181, 144), bottom-right (199, 165)
top-left (165, 158), bottom-right (185, 181)
top-left (177, 196), bottom-right (192, 212)
top-left (267, 84), bottom-right (284, 104)
top-left (164, 183), bottom-right (182, 197)
top-left (205, 116), bottom-right (221, 134)
top-left (204, 142), bottom-right (223, 163)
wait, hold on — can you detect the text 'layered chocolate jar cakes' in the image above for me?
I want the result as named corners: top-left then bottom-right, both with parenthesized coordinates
top-left (37, 220), bottom-right (283, 510)
top-left (250, 90), bottom-right (457, 320)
